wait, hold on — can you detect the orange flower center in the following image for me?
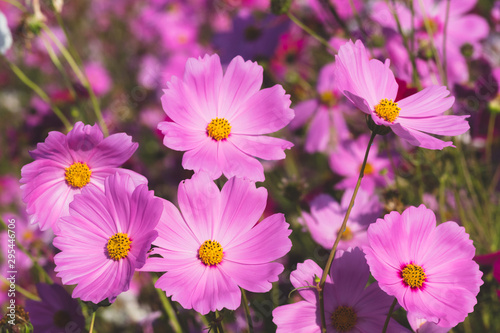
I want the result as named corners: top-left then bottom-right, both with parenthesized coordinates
top-left (65, 162), bottom-right (91, 188)
top-left (374, 98), bottom-right (400, 123)
top-left (199, 240), bottom-right (223, 266)
top-left (401, 263), bottom-right (426, 288)
top-left (207, 118), bottom-right (231, 141)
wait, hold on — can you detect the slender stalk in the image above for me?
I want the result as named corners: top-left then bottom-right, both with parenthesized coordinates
top-left (240, 288), bottom-right (254, 333)
top-left (1, 0), bottom-right (27, 11)
top-left (4, 59), bottom-right (72, 130)
top-left (152, 276), bottom-right (183, 333)
top-left (89, 311), bottom-right (96, 333)
top-left (486, 111), bottom-right (496, 169)
top-left (318, 131), bottom-right (377, 332)
top-left (0, 276), bottom-right (41, 301)
top-left (287, 13), bottom-right (336, 52)
top-left (348, 0), bottom-right (368, 38)
top-left (215, 311), bottom-right (225, 333)
top-left (317, 0), bottom-right (349, 34)
top-left (381, 298), bottom-right (398, 333)
top-left (40, 24), bottom-right (108, 136)
top-left (442, 0), bottom-right (451, 87)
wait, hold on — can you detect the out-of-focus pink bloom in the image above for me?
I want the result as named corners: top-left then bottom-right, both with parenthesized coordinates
top-left (474, 250), bottom-right (500, 299)
top-left (272, 249), bottom-right (408, 332)
top-left (289, 62), bottom-right (350, 153)
top-left (25, 283), bottom-right (85, 332)
top-left (158, 54), bottom-right (294, 181)
top-left (0, 174), bottom-right (22, 206)
top-left (20, 122), bottom-right (147, 232)
top-left (335, 40), bottom-right (469, 149)
top-left (300, 188), bottom-right (382, 250)
top-left (54, 173), bottom-right (162, 303)
top-left (84, 61), bottom-right (112, 96)
top-left (407, 312), bottom-right (453, 333)
top-left (329, 134), bottom-right (393, 192)
top-left (364, 205), bottom-right (483, 327)
top-left (141, 173), bottom-right (292, 315)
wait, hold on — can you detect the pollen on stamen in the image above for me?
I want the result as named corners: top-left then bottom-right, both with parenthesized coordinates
top-left (198, 240), bottom-right (223, 266)
top-left (401, 263), bottom-right (427, 289)
top-left (65, 162), bottom-right (91, 188)
top-left (374, 98), bottom-right (400, 123)
top-left (207, 118), bottom-right (231, 141)
top-left (331, 305), bottom-right (358, 332)
top-left (107, 233), bottom-right (132, 261)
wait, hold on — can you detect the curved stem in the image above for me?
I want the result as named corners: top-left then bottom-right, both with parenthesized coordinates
top-left (382, 298), bottom-right (398, 333)
top-left (240, 288), bottom-right (254, 333)
top-left (318, 131), bottom-right (377, 332)
top-left (286, 13), bottom-right (336, 52)
top-left (152, 275), bottom-right (183, 333)
top-left (4, 59), bottom-right (72, 130)
top-left (0, 276), bottom-right (41, 301)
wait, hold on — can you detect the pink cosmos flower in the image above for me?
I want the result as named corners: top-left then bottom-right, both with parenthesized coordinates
top-left (335, 40), bottom-right (469, 150)
top-left (272, 248), bottom-right (407, 332)
top-left (53, 173), bottom-right (162, 304)
top-left (300, 188), bottom-right (382, 250)
top-left (141, 172), bottom-right (292, 314)
top-left (158, 54), bottom-right (294, 181)
top-left (20, 122), bottom-right (146, 232)
top-left (329, 134), bottom-right (393, 192)
top-left (363, 205), bottom-right (483, 328)
top-left (289, 62), bottom-right (350, 153)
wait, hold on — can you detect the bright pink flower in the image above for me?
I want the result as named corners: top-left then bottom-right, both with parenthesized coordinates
top-left (158, 54), bottom-right (294, 181)
top-left (329, 134), bottom-right (393, 192)
top-left (300, 188), bottom-right (382, 250)
top-left (335, 40), bottom-right (469, 149)
top-left (363, 205), bottom-right (483, 327)
top-left (84, 61), bottom-right (111, 96)
top-left (141, 172), bottom-right (292, 314)
top-left (289, 62), bottom-right (350, 153)
top-left (53, 173), bottom-right (162, 303)
top-left (272, 248), bottom-right (407, 332)
top-left (20, 122), bottom-right (146, 232)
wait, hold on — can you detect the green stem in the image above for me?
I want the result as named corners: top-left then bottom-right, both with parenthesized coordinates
top-left (0, 276), bottom-right (41, 301)
top-left (442, 0), bottom-right (451, 87)
top-left (89, 311), bottom-right (96, 333)
top-left (318, 131), bottom-right (377, 332)
top-left (381, 298), bottom-right (398, 333)
top-left (486, 111), bottom-right (496, 169)
top-left (41, 24), bottom-right (108, 136)
top-left (4, 59), bottom-right (72, 130)
top-left (1, 0), bottom-right (27, 11)
top-left (152, 276), bottom-right (183, 333)
top-left (286, 13), bottom-right (336, 52)
top-left (240, 288), bottom-right (254, 333)
top-left (215, 311), bottom-right (225, 333)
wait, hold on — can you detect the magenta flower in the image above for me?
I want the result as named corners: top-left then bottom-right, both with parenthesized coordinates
top-left (141, 172), bottom-right (292, 314)
top-left (300, 188), bottom-right (382, 250)
top-left (25, 283), bottom-right (85, 332)
top-left (289, 62), bottom-right (350, 153)
top-left (272, 248), bottom-right (407, 332)
top-left (158, 54), bottom-right (294, 181)
top-left (53, 173), bottom-right (162, 304)
top-left (20, 122), bottom-right (146, 232)
top-left (329, 134), bottom-right (393, 192)
top-left (335, 40), bottom-right (469, 149)
top-left (363, 205), bottom-right (483, 327)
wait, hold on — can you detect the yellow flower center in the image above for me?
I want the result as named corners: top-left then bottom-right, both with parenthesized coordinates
top-left (331, 305), bottom-right (357, 332)
top-left (199, 240), bottom-right (223, 266)
top-left (320, 91), bottom-right (336, 107)
top-left (65, 162), bottom-right (91, 188)
top-left (107, 233), bottom-right (132, 261)
top-left (207, 118), bottom-right (231, 141)
top-left (401, 263), bottom-right (427, 289)
top-left (362, 162), bottom-right (374, 175)
top-left (339, 226), bottom-right (353, 241)
top-left (374, 98), bottom-right (400, 123)
top-left (423, 18), bottom-right (439, 35)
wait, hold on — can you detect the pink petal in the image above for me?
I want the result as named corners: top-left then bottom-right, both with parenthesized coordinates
top-left (218, 56), bottom-right (263, 119)
top-left (396, 86), bottom-right (454, 117)
top-left (290, 259), bottom-right (326, 303)
top-left (229, 85), bottom-right (294, 135)
top-left (220, 261), bottom-right (283, 293)
top-left (158, 121), bottom-right (206, 151)
top-left (448, 15), bottom-right (489, 46)
top-left (181, 139), bottom-right (223, 180)
top-left (289, 99), bottom-right (318, 129)
top-left (219, 141), bottom-right (265, 181)
top-left (399, 115), bottom-right (470, 137)
top-left (229, 134), bottom-right (293, 160)
top-left (305, 107), bottom-right (330, 153)
top-left (88, 132), bottom-right (138, 168)
top-left (272, 302), bottom-right (320, 333)
top-left (28, 131), bottom-right (72, 166)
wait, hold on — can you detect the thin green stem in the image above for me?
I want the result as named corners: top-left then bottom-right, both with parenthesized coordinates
top-left (240, 288), bottom-right (254, 333)
top-left (318, 131), bottom-right (377, 332)
top-left (1, 0), bottom-right (27, 11)
top-left (4, 59), bottom-right (72, 130)
top-left (381, 298), bottom-right (398, 333)
top-left (286, 13), bottom-right (336, 52)
top-left (486, 111), bottom-right (496, 169)
top-left (152, 276), bottom-right (183, 333)
top-left (0, 276), bottom-right (41, 301)
top-left (215, 311), bottom-right (225, 333)
top-left (442, 0), bottom-right (451, 87)
top-left (41, 24), bottom-right (108, 136)
top-left (89, 311), bottom-right (96, 333)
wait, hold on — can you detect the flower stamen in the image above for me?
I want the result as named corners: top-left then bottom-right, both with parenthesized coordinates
top-left (107, 233), bottom-right (132, 261)
top-left (207, 118), bottom-right (231, 141)
top-left (331, 305), bottom-right (357, 332)
top-left (199, 240), bottom-right (223, 266)
top-left (65, 162), bottom-right (91, 188)
top-left (401, 263), bottom-right (426, 289)
top-left (374, 99), bottom-right (400, 123)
